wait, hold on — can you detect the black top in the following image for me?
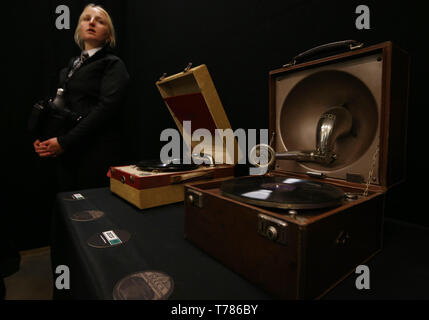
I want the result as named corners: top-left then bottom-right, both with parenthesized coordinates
top-left (57, 45), bottom-right (129, 152)
top-left (54, 46), bottom-right (130, 190)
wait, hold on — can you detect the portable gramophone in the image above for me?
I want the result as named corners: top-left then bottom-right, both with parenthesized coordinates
top-left (183, 41), bottom-right (409, 299)
top-left (109, 64), bottom-right (236, 210)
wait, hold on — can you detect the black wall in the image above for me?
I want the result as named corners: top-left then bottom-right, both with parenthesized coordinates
top-left (1, 0), bottom-right (425, 250)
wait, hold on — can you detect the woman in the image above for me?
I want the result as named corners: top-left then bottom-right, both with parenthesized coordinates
top-left (33, 4), bottom-right (129, 191)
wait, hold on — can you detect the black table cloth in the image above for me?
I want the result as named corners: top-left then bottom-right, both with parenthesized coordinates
top-left (51, 188), bottom-right (270, 300)
top-left (51, 188), bottom-right (429, 300)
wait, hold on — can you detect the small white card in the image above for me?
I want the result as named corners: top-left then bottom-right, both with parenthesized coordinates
top-left (72, 193), bottom-right (85, 200)
top-left (102, 230), bottom-right (122, 246)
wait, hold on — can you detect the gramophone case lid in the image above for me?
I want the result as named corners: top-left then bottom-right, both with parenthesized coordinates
top-left (156, 64), bottom-right (240, 165)
top-left (268, 41), bottom-right (409, 188)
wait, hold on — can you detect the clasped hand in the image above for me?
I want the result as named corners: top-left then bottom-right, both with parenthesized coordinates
top-left (33, 138), bottom-right (64, 158)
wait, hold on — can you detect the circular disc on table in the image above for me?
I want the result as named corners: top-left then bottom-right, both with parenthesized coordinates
top-left (220, 176), bottom-right (344, 210)
top-left (113, 271), bottom-right (174, 300)
top-left (71, 210), bottom-right (104, 222)
top-left (87, 230), bottom-right (131, 248)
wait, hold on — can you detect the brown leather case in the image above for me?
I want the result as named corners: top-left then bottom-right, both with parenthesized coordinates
top-left (184, 41), bottom-right (410, 299)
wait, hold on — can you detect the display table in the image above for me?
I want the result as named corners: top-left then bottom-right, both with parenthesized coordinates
top-left (51, 188), bottom-right (270, 300)
top-left (51, 188), bottom-right (429, 300)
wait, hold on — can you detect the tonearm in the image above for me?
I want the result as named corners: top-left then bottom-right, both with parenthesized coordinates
top-left (250, 106), bottom-right (353, 168)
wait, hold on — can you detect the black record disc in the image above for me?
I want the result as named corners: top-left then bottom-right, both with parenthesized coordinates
top-left (113, 271), bottom-right (174, 300)
top-left (220, 176), bottom-right (344, 209)
top-left (136, 159), bottom-right (199, 172)
top-left (71, 210), bottom-right (104, 222)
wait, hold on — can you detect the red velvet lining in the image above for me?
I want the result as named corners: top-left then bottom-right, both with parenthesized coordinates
top-left (164, 92), bottom-right (217, 135)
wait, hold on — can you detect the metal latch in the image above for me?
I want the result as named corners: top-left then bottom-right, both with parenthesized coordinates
top-left (257, 214), bottom-right (288, 245)
top-left (186, 189), bottom-right (204, 208)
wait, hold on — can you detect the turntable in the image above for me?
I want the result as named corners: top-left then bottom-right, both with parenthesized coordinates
top-left (183, 41), bottom-right (409, 299)
top-left (109, 64), bottom-right (235, 210)
top-left (220, 176), bottom-right (346, 210)
top-left (135, 159), bottom-right (200, 172)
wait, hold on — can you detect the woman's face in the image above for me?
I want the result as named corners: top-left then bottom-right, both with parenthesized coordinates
top-left (79, 7), bottom-right (110, 50)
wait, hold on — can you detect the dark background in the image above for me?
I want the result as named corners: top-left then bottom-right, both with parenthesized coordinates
top-left (1, 0), bottom-right (425, 250)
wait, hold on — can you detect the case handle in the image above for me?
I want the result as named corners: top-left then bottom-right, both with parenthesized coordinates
top-left (283, 40), bottom-right (364, 67)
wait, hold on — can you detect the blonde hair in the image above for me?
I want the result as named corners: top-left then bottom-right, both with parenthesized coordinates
top-left (74, 3), bottom-right (116, 50)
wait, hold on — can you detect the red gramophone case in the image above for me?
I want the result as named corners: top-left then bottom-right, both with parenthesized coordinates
top-left (183, 41), bottom-right (410, 299)
top-left (109, 64), bottom-right (237, 210)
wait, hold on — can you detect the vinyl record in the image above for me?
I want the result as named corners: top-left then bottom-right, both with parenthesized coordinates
top-left (71, 210), bottom-right (104, 222)
top-left (136, 159), bottom-right (199, 172)
top-left (113, 271), bottom-right (174, 300)
top-left (220, 176), bottom-right (345, 209)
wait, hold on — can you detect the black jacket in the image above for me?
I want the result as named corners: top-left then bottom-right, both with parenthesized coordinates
top-left (58, 46), bottom-right (129, 152)
top-left (55, 46), bottom-right (130, 190)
